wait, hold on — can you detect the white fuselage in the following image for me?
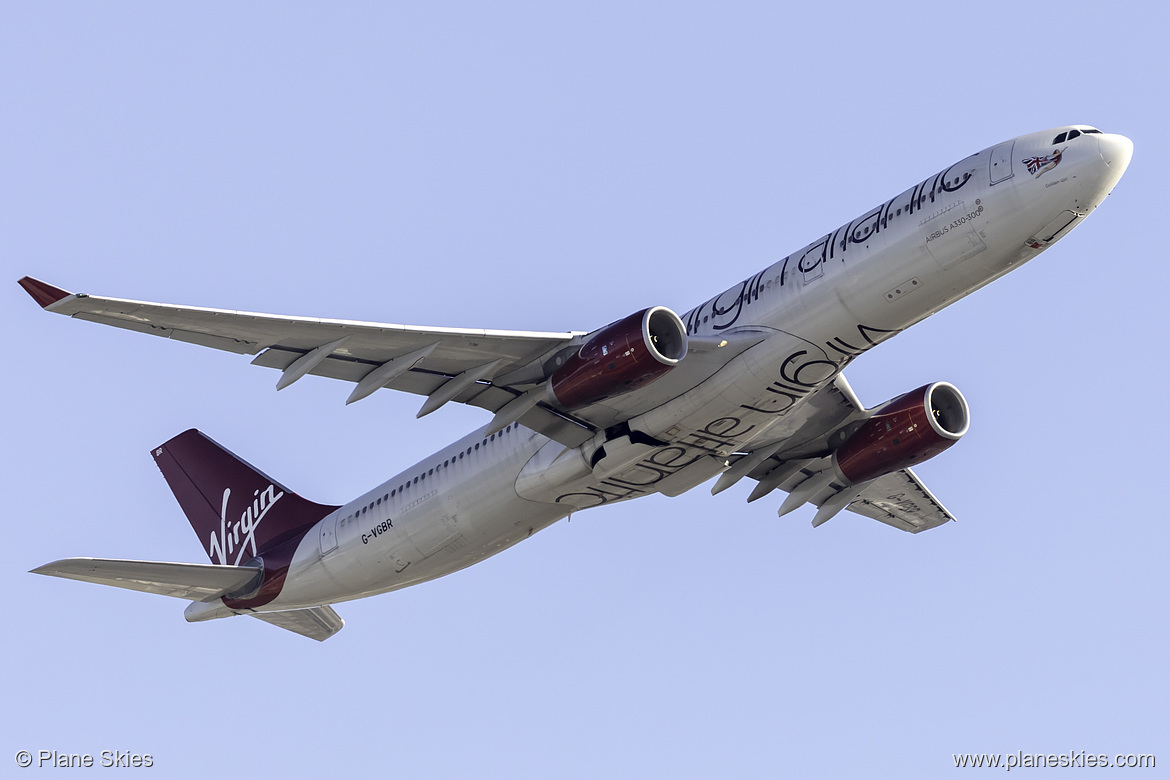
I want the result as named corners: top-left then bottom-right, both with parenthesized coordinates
top-left (207, 127), bottom-right (1130, 618)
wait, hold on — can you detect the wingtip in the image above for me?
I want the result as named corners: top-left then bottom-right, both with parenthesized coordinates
top-left (30, 559), bottom-right (74, 576)
top-left (18, 276), bottom-right (72, 308)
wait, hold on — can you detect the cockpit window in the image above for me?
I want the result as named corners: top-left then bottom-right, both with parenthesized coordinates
top-left (1055, 127), bottom-right (1102, 143)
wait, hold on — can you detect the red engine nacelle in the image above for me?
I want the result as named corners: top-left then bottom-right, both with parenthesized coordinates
top-left (832, 382), bottom-right (970, 485)
top-left (548, 306), bottom-right (688, 409)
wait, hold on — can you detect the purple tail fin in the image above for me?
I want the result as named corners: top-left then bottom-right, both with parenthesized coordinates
top-left (152, 430), bottom-right (338, 567)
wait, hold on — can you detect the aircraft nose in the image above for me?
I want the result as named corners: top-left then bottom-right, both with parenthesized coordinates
top-left (1098, 133), bottom-right (1134, 173)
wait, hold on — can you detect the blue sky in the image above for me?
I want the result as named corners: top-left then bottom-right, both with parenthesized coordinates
top-left (3, 3), bottom-right (1166, 777)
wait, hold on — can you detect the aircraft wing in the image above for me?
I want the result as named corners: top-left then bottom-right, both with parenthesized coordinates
top-left (729, 453), bottom-right (956, 533)
top-left (842, 468), bottom-right (955, 533)
top-left (714, 374), bottom-right (956, 533)
top-left (19, 277), bottom-right (597, 446)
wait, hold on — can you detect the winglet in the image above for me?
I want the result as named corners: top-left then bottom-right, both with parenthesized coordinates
top-left (17, 276), bottom-right (72, 308)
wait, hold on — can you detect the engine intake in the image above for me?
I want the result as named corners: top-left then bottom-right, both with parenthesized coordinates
top-left (549, 306), bottom-right (688, 409)
top-left (833, 382), bottom-right (969, 485)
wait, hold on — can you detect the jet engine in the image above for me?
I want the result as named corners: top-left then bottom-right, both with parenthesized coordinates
top-left (832, 382), bottom-right (969, 485)
top-left (548, 306), bottom-right (688, 409)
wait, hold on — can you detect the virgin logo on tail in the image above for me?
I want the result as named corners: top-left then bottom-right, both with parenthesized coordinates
top-left (208, 484), bottom-right (284, 565)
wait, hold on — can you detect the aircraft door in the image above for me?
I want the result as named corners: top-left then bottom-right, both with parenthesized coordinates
top-left (989, 141), bottom-right (1015, 185)
top-left (320, 513), bottom-right (338, 556)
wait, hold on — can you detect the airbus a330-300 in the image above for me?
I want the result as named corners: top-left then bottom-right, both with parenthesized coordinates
top-left (22, 125), bottom-right (1132, 640)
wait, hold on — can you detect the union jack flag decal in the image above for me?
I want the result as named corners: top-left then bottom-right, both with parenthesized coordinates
top-left (1022, 148), bottom-right (1064, 178)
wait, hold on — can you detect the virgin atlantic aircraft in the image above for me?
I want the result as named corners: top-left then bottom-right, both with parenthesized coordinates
top-left (22, 125), bottom-right (1132, 640)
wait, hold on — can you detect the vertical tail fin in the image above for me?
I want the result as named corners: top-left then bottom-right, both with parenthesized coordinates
top-left (152, 430), bottom-right (338, 567)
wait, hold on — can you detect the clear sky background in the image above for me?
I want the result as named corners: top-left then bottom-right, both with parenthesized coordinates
top-left (3, 3), bottom-right (1166, 778)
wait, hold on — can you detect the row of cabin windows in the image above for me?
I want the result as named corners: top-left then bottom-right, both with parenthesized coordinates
top-left (873, 173), bottom-right (971, 231)
top-left (691, 170), bottom-right (975, 328)
top-left (348, 423), bottom-right (521, 520)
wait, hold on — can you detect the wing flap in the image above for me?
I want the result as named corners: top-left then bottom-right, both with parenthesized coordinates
top-left (250, 606), bottom-right (344, 641)
top-left (31, 557), bottom-right (262, 601)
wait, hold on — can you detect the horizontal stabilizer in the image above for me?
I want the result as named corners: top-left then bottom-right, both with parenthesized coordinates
top-left (250, 606), bottom-right (344, 641)
top-left (31, 557), bottom-right (261, 602)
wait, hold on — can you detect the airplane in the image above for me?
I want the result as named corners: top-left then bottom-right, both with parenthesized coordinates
top-left (21, 125), bottom-right (1132, 640)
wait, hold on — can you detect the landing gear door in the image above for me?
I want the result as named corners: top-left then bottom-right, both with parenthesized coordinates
top-left (989, 141), bottom-right (1015, 185)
